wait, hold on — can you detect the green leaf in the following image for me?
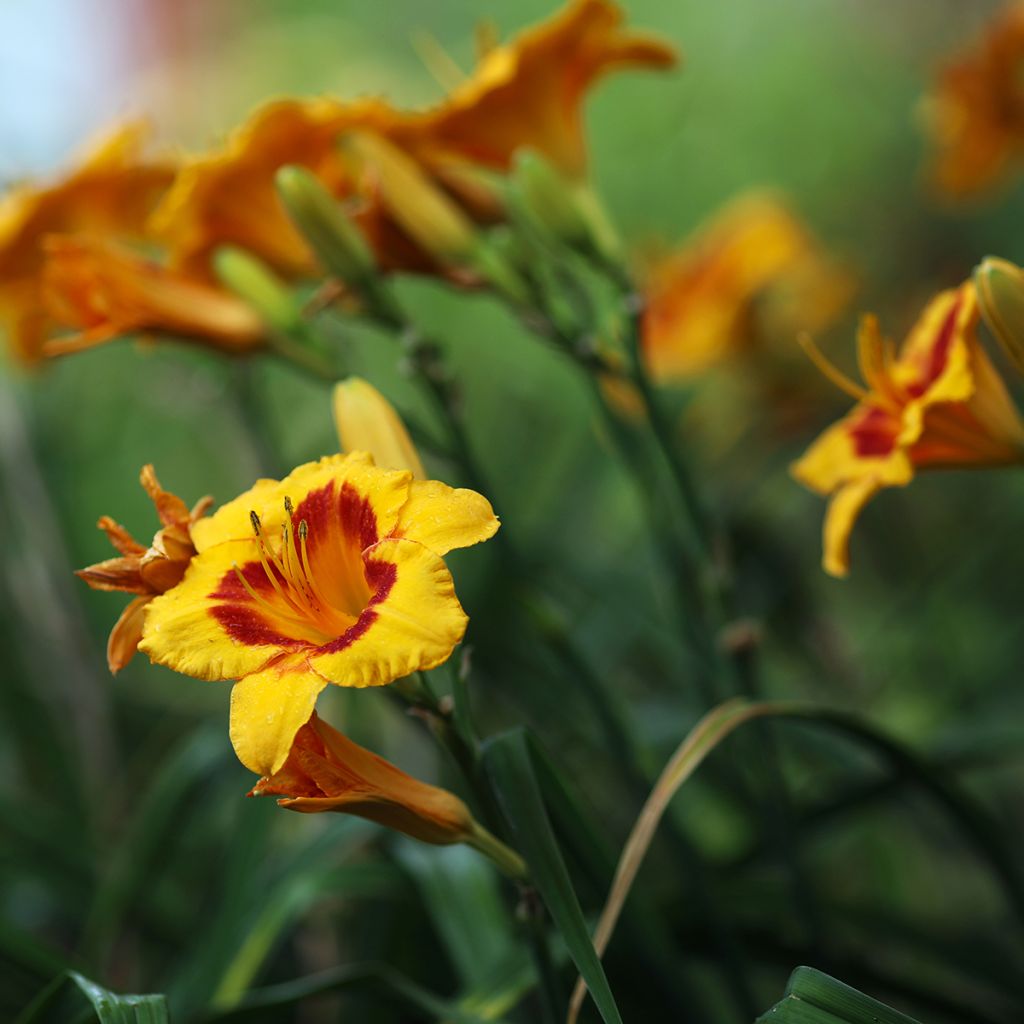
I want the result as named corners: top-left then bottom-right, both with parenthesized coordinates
top-left (482, 728), bottom-right (623, 1024)
top-left (757, 967), bottom-right (923, 1024)
top-left (16, 971), bottom-right (168, 1024)
top-left (201, 962), bottom-right (490, 1023)
top-left (395, 841), bottom-right (515, 990)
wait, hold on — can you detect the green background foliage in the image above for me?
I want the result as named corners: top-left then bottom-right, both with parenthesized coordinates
top-left (2, 1), bottom-right (1023, 1021)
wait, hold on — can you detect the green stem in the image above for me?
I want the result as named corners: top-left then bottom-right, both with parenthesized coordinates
top-left (465, 820), bottom-right (527, 880)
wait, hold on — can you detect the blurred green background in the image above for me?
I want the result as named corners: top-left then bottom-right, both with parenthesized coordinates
top-left (3, 1), bottom-right (1024, 1022)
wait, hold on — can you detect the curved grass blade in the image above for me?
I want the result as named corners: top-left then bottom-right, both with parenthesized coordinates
top-left (566, 697), bottom-right (778, 1023)
top-left (201, 962), bottom-right (490, 1023)
top-left (569, 697), bottom-right (1024, 1023)
top-left (482, 728), bottom-right (623, 1024)
top-left (16, 971), bottom-right (168, 1024)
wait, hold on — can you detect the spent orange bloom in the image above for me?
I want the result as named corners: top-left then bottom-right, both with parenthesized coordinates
top-left (42, 235), bottom-right (266, 357)
top-left (0, 122), bottom-right (174, 364)
top-left (641, 192), bottom-right (852, 382)
top-left (923, 3), bottom-right (1024, 197)
top-left (792, 282), bottom-right (1024, 576)
top-left (138, 453), bottom-right (498, 776)
top-left (253, 711), bottom-right (476, 844)
top-left (410, 0), bottom-right (677, 178)
top-left (77, 466), bottom-right (211, 673)
top-left (149, 97), bottom-right (401, 279)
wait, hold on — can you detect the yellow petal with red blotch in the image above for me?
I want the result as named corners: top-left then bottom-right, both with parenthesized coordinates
top-left (230, 657), bottom-right (326, 775)
top-left (893, 285), bottom-right (976, 406)
top-left (822, 477), bottom-right (888, 578)
top-left (394, 479), bottom-right (500, 555)
top-left (139, 539), bottom-right (285, 681)
top-left (191, 453), bottom-right (412, 553)
top-left (309, 538), bottom-right (468, 688)
top-left (107, 595), bottom-right (151, 674)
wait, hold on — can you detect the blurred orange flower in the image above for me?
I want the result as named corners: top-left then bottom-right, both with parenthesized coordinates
top-left (410, 0), bottom-right (677, 178)
top-left (253, 711), bottom-right (477, 844)
top-left (138, 453), bottom-right (498, 776)
top-left (42, 235), bottom-right (266, 357)
top-left (149, 97), bottom-right (397, 279)
top-left (640, 192), bottom-right (852, 382)
top-left (0, 122), bottom-right (174, 364)
top-left (77, 465), bottom-right (211, 673)
top-left (792, 283), bottom-right (1024, 576)
top-left (923, 3), bottom-right (1024, 198)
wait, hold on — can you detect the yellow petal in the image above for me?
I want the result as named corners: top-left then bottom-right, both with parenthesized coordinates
top-left (822, 477), bottom-right (885, 578)
top-left (139, 539), bottom-right (285, 681)
top-left (190, 453), bottom-right (411, 552)
top-left (310, 537), bottom-right (467, 687)
top-left (333, 377), bottom-right (426, 478)
top-left (394, 479), bottom-right (499, 555)
top-left (230, 658), bottom-right (326, 775)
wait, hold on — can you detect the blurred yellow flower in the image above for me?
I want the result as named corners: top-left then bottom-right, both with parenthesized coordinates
top-left (138, 453), bottom-right (499, 775)
top-left (252, 711), bottom-right (476, 844)
top-left (0, 122), bottom-right (173, 364)
top-left (640, 192), bottom-right (852, 382)
top-left (41, 236), bottom-right (266, 357)
top-left (411, 0), bottom-right (677, 178)
top-left (923, 3), bottom-right (1024, 198)
top-left (77, 466), bottom-right (211, 674)
top-left (792, 283), bottom-right (1024, 577)
top-left (332, 377), bottom-right (426, 479)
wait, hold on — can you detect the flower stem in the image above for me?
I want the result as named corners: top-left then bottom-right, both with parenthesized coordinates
top-left (465, 820), bottom-right (528, 879)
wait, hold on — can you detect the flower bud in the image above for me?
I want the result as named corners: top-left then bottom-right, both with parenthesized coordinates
top-left (974, 256), bottom-right (1024, 374)
top-left (332, 377), bottom-right (425, 478)
top-left (511, 149), bottom-right (621, 265)
top-left (343, 131), bottom-right (530, 304)
top-left (214, 246), bottom-right (303, 335)
top-left (275, 164), bottom-right (377, 286)
top-left (253, 712), bottom-right (526, 877)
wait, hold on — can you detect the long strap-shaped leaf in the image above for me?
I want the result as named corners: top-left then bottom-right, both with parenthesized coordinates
top-left (568, 698), bottom-right (1024, 1023)
top-left (482, 728), bottom-right (623, 1024)
top-left (16, 970), bottom-right (168, 1024)
top-left (757, 966), bottom-right (923, 1023)
top-left (567, 697), bottom-right (777, 1022)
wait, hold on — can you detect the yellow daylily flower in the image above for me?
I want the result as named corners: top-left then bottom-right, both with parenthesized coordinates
top-left (0, 121), bottom-right (173, 364)
top-left (41, 235), bottom-right (266, 357)
top-left (792, 282), bottom-right (1024, 577)
top-left (138, 453), bottom-right (499, 776)
top-left (411, 0), bottom-right (677, 178)
top-left (922, 3), bottom-right (1024, 198)
top-left (76, 466), bottom-right (211, 674)
top-left (640, 192), bottom-right (852, 382)
top-left (149, 97), bottom-right (398, 279)
top-left (332, 377), bottom-right (426, 479)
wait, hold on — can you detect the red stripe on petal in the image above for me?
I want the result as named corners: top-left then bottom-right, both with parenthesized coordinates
top-left (906, 297), bottom-right (961, 398)
top-left (850, 405), bottom-right (901, 457)
top-left (316, 558), bottom-right (396, 655)
top-left (210, 603), bottom-right (311, 649)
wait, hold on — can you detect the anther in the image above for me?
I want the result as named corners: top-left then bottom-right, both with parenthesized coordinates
top-left (299, 520), bottom-right (308, 540)
top-left (250, 510), bottom-right (262, 535)
top-left (284, 496), bottom-right (294, 516)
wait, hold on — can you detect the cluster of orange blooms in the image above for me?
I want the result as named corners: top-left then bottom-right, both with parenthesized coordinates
top-left (4, 0), bottom-right (1024, 852)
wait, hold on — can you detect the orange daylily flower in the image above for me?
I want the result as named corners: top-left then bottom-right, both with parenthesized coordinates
top-left (792, 282), bottom-right (1024, 576)
top-left (252, 711), bottom-right (476, 843)
top-left (0, 121), bottom-right (174, 364)
top-left (922, 3), bottom-right (1024, 198)
top-left (76, 465), bottom-right (211, 673)
top-left (149, 97), bottom-right (403, 279)
top-left (410, 0), bottom-right (677, 179)
top-left (640, 192), bottom-right (852, 382)
top-left (138, 453), bottom-right (499, 776)
top-left (41, 235), bottom-right (266, 357)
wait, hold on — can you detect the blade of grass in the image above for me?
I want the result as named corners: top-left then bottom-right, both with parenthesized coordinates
top-left (15, 971), bottom-right (168, 1024)
top-left (482, 728), bottom-right (623, 1024)
top-left (757, 966), bottom-right (923, 1024)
